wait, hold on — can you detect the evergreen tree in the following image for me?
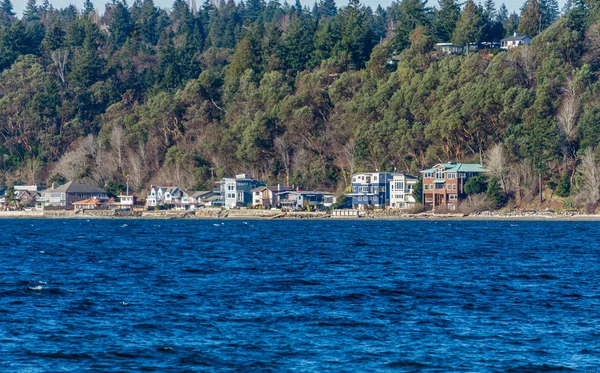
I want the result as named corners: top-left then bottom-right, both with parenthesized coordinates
top-left (391, 0), bottom-right (429, 53)
top-left (432, 0), bottom-right (460, 42)
top-left (464, 175), bottom-right (487, 195)
top-left (413, 175), bottom-right (423, 204)
top-left (283, 14), bottom-right (314, 74)
top-left (83, 0), bottom-right (95, 15)
top-left (244, 0), bottom-right (265, 24)
top-left (23, 0), bottom-right (39, 21)
top-left (504, 11), bottom-right (519, 35)
top-left (136, 0), bottom-right (159, 44)
top-left (518, 0), bottom-right (542, 37)
top-left (486, 177), bottom-right (505, 207)
top-left (452, 0), bottom-right (483, 49)
top-left (318, 0), bottom-right (337, 18)
top-left (0, 0), bottom-right (15, 17)
top-left (109, 1), bottom-right (133, 46)
top-left (555, 172), bottom-right (571, 197)
top-left (540, 0), bottom-right (559, 28)
top-left (338, 0), bottom-right (374, 69)
top-left (496, 3), bottom-right (509, 23)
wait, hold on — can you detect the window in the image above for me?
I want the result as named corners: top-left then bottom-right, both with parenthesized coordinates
top-left (358, 196), bottom-right (362, 201)
top-left (352, 186), bottom-right (357, 192)
top-left (430, 184), bottom-right (434, 189)
top-left (436, 169), bottom-right (444, 179)
top-left (424, 184), bottom-right (429, 190)
top-left (446, 184), bottom-right (451, 190)
top-left (448, 173), bottom-right (457, 179)
top-left (425, 172), bottom-right (433, 178)
top-left (453, 184), bottom-right (457, 190)
top-left (449, 194), bottom-right (457, 200)
top-left (373, 196), bottom-right (378, 201)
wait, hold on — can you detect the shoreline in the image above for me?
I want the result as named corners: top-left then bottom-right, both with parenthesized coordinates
top-left (0, 210), bottom-right (599, 221)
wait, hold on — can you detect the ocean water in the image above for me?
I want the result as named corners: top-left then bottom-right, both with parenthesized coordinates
top-left (0, 219), bottom-right (599, 372)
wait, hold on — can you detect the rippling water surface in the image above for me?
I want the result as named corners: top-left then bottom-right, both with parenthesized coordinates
top-left (1, 219), bottom-right (599, 372)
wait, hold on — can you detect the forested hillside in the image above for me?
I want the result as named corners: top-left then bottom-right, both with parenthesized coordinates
top-left (1, 0), bottom-right (600, 207)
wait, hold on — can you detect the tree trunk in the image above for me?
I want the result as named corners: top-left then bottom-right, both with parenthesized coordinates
top-left (539, 172), bottom-right (543, 204)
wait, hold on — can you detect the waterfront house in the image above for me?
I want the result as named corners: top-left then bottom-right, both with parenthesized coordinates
top-left (72, 197), bottom-right (107, 210)
top-left (220, 174), bottom-right (265, 209)
top-left (0, 188), bottom-right (5, 207)
top-left (39, 181), bottom-right (108, 207)
top-left (252, 184), bottom-right (293, 209)
top-left (146, 186), bottom-right (182, 208)
top-left (204, 194), bottom-right (224, 207)
top-left (501, 33), bottom-right (531, 50)
top-left (178, 190), bottom-right (218, 210)
top-left (276, 191), bottom-right (335, 211)
top-left (349, 172), bottom-right (398, 209)
top-left (389, 174), bottom-right (418, 209)
top-left (114, 195), bottom-right (136, 210)
top-left (421, 162), bottom-right (486, 210)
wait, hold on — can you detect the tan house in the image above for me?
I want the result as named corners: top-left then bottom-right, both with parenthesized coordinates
top-left (252, 184), bottom-right (293, 209)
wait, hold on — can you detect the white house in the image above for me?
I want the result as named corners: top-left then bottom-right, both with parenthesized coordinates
top-left (389, 174), bottom-right (418, 209)
top-left (146, 186), bottom-right (182, 207)
top-left (500, 33), bottom-right (531, 50)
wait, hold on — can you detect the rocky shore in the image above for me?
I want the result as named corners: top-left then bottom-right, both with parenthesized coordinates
top-left (0, 208), bottom-right (597, 220)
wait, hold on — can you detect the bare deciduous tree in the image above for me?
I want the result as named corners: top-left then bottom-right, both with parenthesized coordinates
top-left (334, 140), bottom-right (357, 190)
top-left (584, 22), bottom-right (600, 66)
top-left (485, 143), bottom-right (508, 194)
top-left (109, 125), bottom-right (125, 173)
top-left (50, 49), bottom-right (69, 84)
top-left (274, 136), bottom-right (292, 186)
top-left (53, 135), bottom-right (99, 181)
top-left (576, 148), bottom-right (600, 208)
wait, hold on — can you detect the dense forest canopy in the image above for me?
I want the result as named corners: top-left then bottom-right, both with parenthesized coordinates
top-left (1, 0), bottom-right (600, 207)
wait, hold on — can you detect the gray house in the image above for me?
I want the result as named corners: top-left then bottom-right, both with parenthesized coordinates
top-left (220, 174), bottom-right (265, 209)
top-left (501, 33), bottom-right (531, 49)
top-left (277, 191), bottom-right (335, 211)
top-left (39, 181), bottom-right (108, 207)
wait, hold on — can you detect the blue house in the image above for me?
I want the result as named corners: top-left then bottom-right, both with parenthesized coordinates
top-left (349, 172), bottom-right (397, 209)
top-left (220, 174), bottom-right (265, 209)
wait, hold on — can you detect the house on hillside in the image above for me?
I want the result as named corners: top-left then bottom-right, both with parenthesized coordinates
top-left (277, 191), bottom-right (334, 211)
top-left (501, 33), bottom-right (531, 49)
top-left (146, 186), bottom-right (182, 208)
top-left (421, 162), bottom-right (486, 210)
top-left (435, 43), bottom-right (464, 55)
top-left (389, 174), bottom-right (418, 209)
top-left (252, 184), bottom-right (293, 209)
top-left (220, 174), bottom-right (265, 209)
top-left (39, 182), bottom-right (108, 207)
top-left (349, 172), bottom-right (398, 209)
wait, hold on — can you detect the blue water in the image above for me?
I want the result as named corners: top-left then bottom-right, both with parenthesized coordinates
top-left (1, 219), bottom-right (599, 372)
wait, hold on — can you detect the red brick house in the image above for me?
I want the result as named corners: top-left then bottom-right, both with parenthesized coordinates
top-left (421, 162), bottom-right (486, 210)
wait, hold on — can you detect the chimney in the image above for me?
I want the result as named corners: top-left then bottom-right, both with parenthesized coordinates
top-left (52, 182), bottom-right (56, 190)
top-left (514, 32), bottom-right (518, 37)
top-left (278, 184), bottom-right (283, 191)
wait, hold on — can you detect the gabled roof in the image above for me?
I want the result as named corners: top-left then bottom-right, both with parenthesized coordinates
top-left (421, 163), bottom-right (486, 173)
top-left (72, 197), bottom-right (104, 205)
top-left (277, 190), bottom-right (334, 196)
top-left (501, 34), bottom-right (531, 42)
top-left (52, 181), bottom-right (107, 194)
top-left (391, 173), bottom-right (418, 180)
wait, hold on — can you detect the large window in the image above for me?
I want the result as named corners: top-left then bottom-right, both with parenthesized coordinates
top-left (435, 169), bottom-right (444, 179)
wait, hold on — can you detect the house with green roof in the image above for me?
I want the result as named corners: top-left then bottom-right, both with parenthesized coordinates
top-left (420, 162), bottom-right (486, 210)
